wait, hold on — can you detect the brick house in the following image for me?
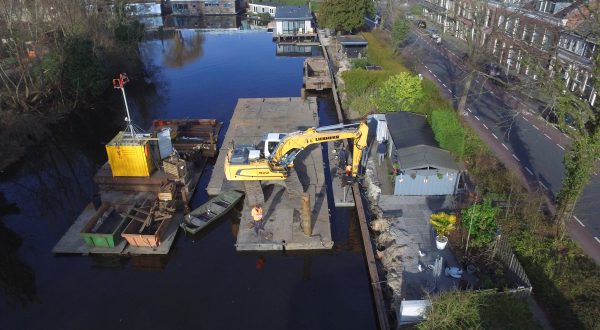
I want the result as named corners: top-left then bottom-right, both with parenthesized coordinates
top-left (422, 0), bottom-right (598, 106)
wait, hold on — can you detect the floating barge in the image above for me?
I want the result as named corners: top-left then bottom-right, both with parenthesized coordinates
top-left (53, 117), bottom-right (222, 256)
top-left (303, 57), bottom-right (332, 91)
top-left (152, 119), bottom-right (222, 158)
top-left (207, 97), bottom-right (333, 251)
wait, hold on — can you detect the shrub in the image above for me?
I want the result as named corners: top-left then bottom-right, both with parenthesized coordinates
top-left (373, 72), bottom-right (424, 112)
top-left (461, 199), bottom-right (499, 248)
top-left (430, 212), bottom-right (457, 237)
top-left (63, 36), bottom-right (106, 98)
top-left (431, 110), bottom-right (465, 158)
top-left (350, 58), bottom-right (369, 70)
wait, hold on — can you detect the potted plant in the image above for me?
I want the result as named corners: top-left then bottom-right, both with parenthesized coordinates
top-left (429, 212), bottom-right (457, 250)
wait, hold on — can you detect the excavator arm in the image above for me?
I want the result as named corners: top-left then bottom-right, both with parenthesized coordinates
top-left (225, 121), bottom-right (369, 181)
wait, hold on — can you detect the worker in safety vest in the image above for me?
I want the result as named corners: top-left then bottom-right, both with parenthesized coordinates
top-left (251, 205), bottom-right (263, 231)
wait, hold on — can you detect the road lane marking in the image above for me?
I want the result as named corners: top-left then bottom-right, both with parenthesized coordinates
top-left (467, 108), bottom-right (472, 113)
top-left (574, 216), bottom-right (585, 227)
top-left (442, 83), bottom-right (447, 87)
top-left (525, 167), bottom-right (533, 175)
top-left (433, 73), bottom-right (437, 77)
top-left (447, 88), bottom-right (452, 92)
top-left (595, 237), bottom-right (600, 244)
top-left (483, 124), bottom-right (489, 130)
top-left (425, 65), bottom-right (428, 69)
top-left (557, 144), bottom-right (565, 150)
top-left (475, 115), bottom-right (480, 121)
top-left (512, 154), bottom-right (520, 162)
top-left (533, 125), bottom-right (539, 130)
top-left (544, 134), bottom-right (552, 140)
top-left (522, 116), bottom-right (529, 122)
top-left (437, 78), bottom-right (441, 82)
top-left (492, 133), bottom-right (498, 139)
top-left (501, 143), bottom-right (508, 150)
top-left (428, 69), bottom-right (432, 73)
top-left (539, 181), bottom-right (548, 190)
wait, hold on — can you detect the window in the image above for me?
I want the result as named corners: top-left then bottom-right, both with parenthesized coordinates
top-left (282, 20), bottom-right (304, 34)
top-left (542, 31), bottom-right (552, 50)
top-left (505, 18), bottom-right (514, 35)
top-left (522, 25), bottom-right (530, 41)
top-left (531, 28), bottom-right (539, 46)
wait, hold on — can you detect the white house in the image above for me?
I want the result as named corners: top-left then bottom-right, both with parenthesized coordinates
top-left (274, 5), bottom-right (313, 37)
top-left (248, 2), bottom-right (277, 17)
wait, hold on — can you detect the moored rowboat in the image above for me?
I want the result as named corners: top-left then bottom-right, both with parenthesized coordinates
top-left (180, 190), bottom-right (244, 234)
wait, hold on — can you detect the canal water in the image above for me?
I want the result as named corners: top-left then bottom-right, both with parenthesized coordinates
top-left (0, 29), bottom-right (377, 329)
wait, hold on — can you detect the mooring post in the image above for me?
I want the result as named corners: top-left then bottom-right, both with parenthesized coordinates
top-left (302, 192), bottom-right (311, 236)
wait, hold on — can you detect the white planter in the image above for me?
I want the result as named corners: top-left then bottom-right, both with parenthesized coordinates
top-left (436, 235), bottom-right (448, 250)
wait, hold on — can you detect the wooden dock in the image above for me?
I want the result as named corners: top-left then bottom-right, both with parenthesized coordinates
top-left (207, 97), bottom-right (333, 251)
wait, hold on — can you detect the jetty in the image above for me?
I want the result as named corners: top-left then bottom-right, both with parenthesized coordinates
top-left (207, 97), bottom-right (333, 251)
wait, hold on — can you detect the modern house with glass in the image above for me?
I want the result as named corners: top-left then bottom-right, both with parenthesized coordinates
top-left (273, 5), bottom-right (316, 42)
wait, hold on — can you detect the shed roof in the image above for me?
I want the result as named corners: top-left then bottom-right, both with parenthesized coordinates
top-left (385, 111), bottom-right (437, 149)
top-left (385, 111), bottom-right (458, 172)
top-left (275, 6), bottom-right (312, 20)
top-left (337, 35), bottom-right (368, 46)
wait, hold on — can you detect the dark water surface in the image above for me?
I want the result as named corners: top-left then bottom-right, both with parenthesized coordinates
top-left (0, 31), bottom-right (376, 329)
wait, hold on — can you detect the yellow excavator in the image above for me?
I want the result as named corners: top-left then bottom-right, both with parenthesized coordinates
top-left (224, 121), bottom-right (369, 181)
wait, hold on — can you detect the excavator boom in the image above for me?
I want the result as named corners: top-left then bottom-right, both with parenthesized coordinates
top-left (225, 121), bottom-right (369, 181)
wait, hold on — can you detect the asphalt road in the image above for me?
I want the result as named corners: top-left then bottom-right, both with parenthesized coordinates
top-left (400, 31), bottom-right (600, 261)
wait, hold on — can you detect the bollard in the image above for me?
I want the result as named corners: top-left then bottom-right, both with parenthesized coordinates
top-left (300, 87), bottom-right (306, 100)
top-left (302, 192), bottom-right (312, 236)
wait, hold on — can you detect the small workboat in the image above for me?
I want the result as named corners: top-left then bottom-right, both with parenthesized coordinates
top-left (180, 190), bottom-right (244, 234)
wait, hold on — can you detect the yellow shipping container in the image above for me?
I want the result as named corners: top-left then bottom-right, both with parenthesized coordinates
top-left (106, 132), bottom-right (154, 177)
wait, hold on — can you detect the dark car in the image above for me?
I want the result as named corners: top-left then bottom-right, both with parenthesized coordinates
top-left (416, 20), bottom-right (426, 29)
top-left (491, 72), bottom-right (520, 86)
top-left (483, 63), bottom-right (502, 77)
top-left (540, 106), bottom-right (576, 131)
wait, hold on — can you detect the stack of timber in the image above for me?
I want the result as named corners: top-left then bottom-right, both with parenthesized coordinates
top-left (121, 198), bottom-right (175, 248)
top-left (303, 57), bottom-right (332, 91)
top-left (152, 119), bottom-right (223, 158)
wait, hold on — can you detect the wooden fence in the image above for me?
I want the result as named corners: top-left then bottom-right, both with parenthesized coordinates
top-left (491, 234), bottom-right (533, 298)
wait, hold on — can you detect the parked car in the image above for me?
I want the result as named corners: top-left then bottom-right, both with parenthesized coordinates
top-left (491, 72), bottom-right (520, 86)
top-left (540, 106), bottom-right (576, 131)
top-left (482, 63), bottom-right (502, 77)
top-left (425, 28), bottom-right (440, 39)
top-left (416, 20), bottom-right (426, 29)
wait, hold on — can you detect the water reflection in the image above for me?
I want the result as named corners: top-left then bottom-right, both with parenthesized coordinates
top-left (0, 193), bottom-right (38, 308)
top-left (163, 30), bottom-right (204, 68)
top-left (163, 15), bottom-right (240, 30)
